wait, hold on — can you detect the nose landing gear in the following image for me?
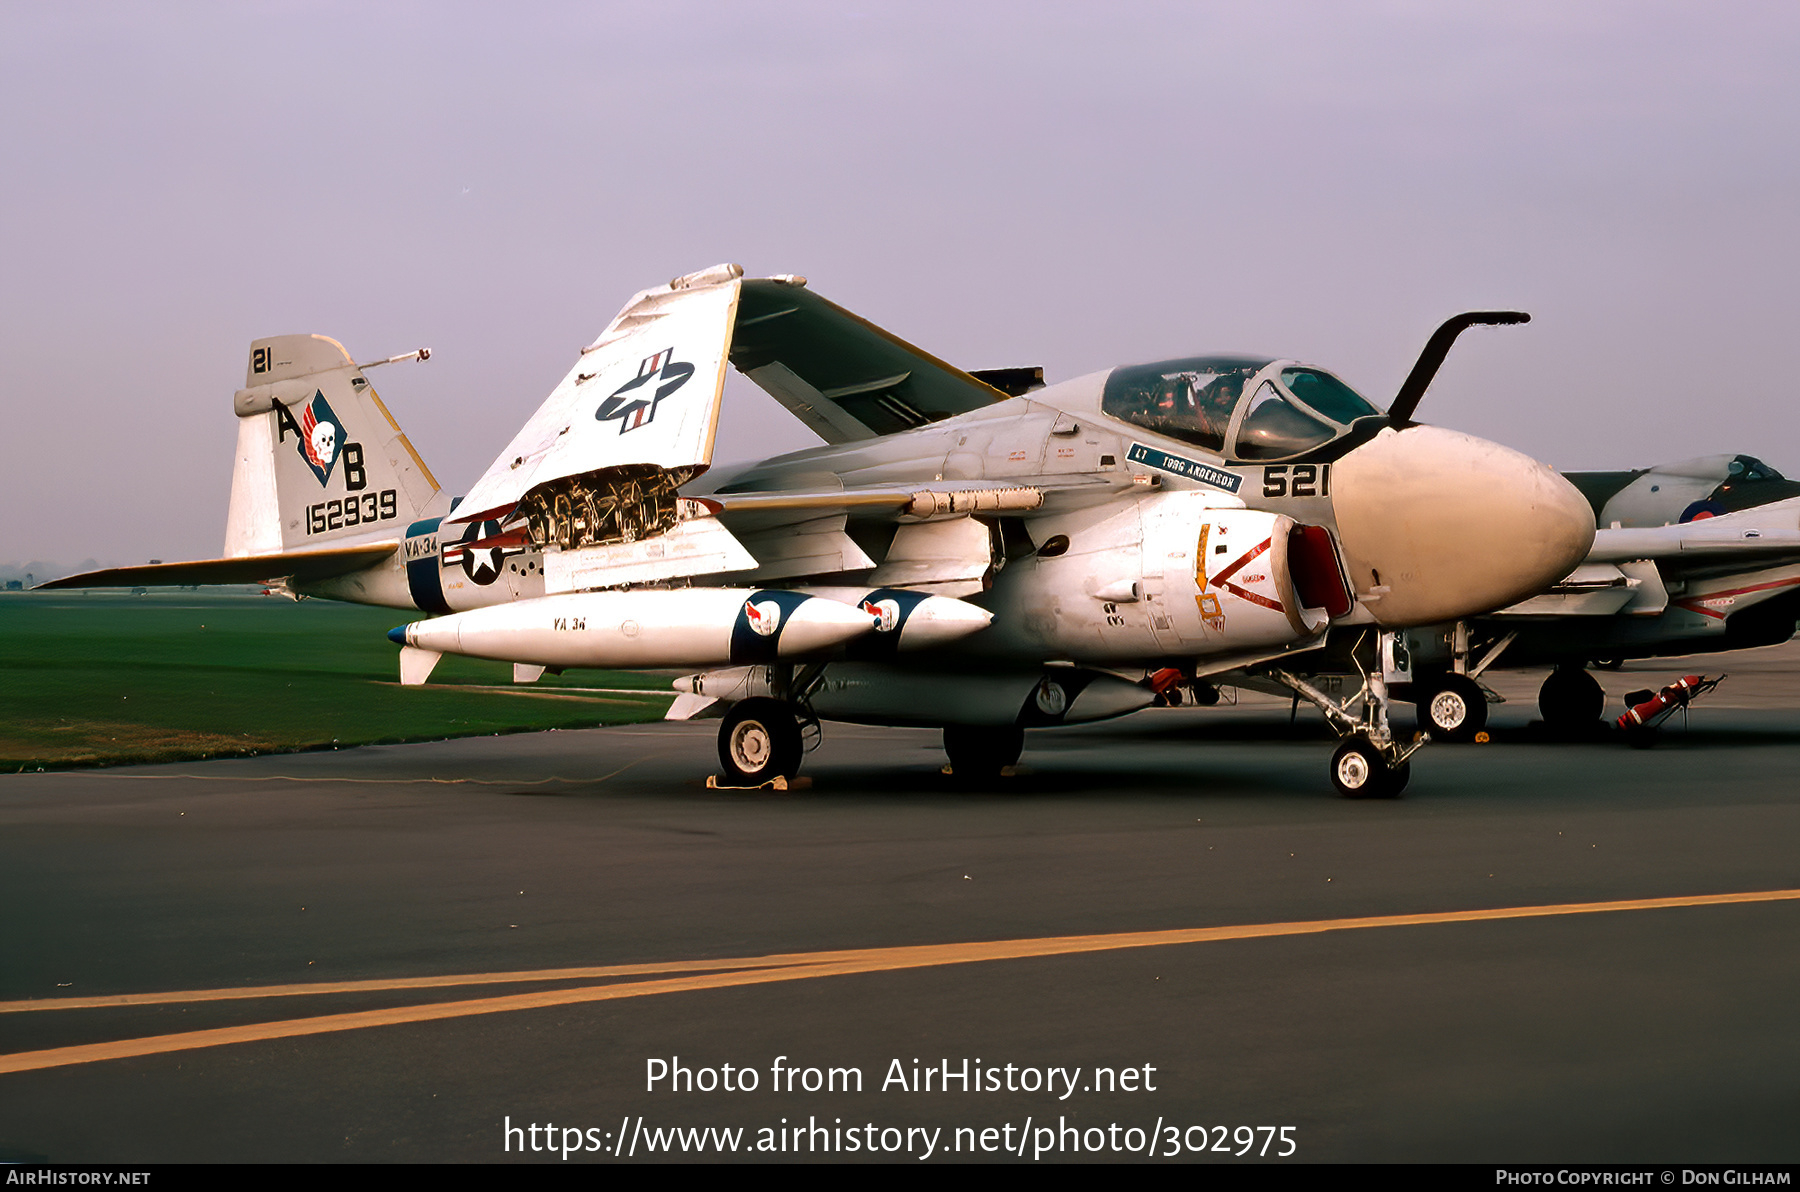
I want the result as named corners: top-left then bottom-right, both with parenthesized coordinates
top-left (1269, 631), bottom-right (1424, 798)
top-left (1329, 737), bottom-right (1411, 799)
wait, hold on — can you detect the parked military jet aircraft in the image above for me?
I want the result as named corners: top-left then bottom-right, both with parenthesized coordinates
top-left (1571, 453), bottom-right (1800, 527)
top-left (1359, 455), bottom-right (1800, 742)
top-left (44, 265), bottom-right (1594, 795)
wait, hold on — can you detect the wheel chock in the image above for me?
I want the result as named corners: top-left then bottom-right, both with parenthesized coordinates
top-left (705, 775), bottom-right (811, 791)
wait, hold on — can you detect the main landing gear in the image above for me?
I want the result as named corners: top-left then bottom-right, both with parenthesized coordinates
top-left (1404, 623), bottom-right (1511, 744)
top-left (1539, 664), bottom-right (1605, 734)
top-left (942, 724), bottom-right (1025, 782)
top-left (1269, 632), bottom-right (1424, 799)
top-left (1417, 673), bottom-right (1488, 744)
top-left (713, 665), bottom-right (824, 786)
top-left (717, 698), bottom-right (804, 785)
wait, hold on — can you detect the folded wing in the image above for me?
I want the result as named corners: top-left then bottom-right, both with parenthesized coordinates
top-left (729, 278), bottom-right (1012, 443)
top-left (455, 267), bottom-right (1031, 595)
top-left (452, 264), bottom-right (747, 528)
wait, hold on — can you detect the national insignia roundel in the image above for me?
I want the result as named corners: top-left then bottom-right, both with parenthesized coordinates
top-left (594, 348), bottom-right (695, 433)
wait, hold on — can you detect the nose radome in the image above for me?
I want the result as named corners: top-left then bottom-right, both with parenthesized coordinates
top-left (1331, 425), bottom-right (1595, 627)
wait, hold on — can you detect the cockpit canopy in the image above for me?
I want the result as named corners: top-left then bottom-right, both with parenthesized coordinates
top-left (1101, 356), bottom-right (1383, 461)
top-left (1727, 455), bottom-right (1785, 484)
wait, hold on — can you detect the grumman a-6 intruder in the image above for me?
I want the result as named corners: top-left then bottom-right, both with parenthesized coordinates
top-left (45, 266), bottom-right (1594, 795)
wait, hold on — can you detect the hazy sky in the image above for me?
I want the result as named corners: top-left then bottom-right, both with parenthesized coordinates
top-left (4, 2), bottom-right (1798, 570)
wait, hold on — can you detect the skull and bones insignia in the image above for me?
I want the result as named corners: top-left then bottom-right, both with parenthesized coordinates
top-left (290, 392), bottom-right (347, 487)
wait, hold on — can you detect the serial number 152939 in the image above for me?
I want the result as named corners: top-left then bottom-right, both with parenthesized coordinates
top-left (308, 490), bottom-right (398, 535)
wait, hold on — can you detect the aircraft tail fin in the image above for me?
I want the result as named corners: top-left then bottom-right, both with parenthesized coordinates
top-left (225, 335), bottom-right (447, 556)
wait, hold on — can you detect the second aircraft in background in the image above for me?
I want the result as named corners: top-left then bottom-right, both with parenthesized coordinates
top-left (1356, 453), bottom-right (1800, 743)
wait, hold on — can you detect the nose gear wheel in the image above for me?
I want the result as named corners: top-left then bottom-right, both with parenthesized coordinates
top-left (1330, 738), bottom-right (1409, 799)
top-left (1266, 630), bottom-right (1425, 797)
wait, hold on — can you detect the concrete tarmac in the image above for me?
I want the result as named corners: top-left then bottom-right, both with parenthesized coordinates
top-left (2, 645), bottom-right (1799, 1164)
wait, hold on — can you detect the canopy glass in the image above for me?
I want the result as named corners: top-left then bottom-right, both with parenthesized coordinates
top-left (1101, 357), bottom-right (1382, 461)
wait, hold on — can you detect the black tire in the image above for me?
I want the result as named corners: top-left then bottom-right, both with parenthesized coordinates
top-left (1387, 760), bottom-right (1411, 797)
top-left (1539, 666), bottom-right (1604, 731)
top-left (717, 698), bottom-right (803, 785)
top-left (943, 724), bottom-right (1024, 780)
top-left (1418, 674), bottom-right (1488, 743)
top-left (1330, 738), bottom-right (1399, 799)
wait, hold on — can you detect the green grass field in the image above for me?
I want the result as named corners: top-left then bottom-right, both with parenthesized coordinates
top-left (0, 591), bottom-right (673, 770)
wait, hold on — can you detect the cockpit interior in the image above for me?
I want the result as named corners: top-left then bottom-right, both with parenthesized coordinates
top-left (1100, 356), bottom-right (1384, 461)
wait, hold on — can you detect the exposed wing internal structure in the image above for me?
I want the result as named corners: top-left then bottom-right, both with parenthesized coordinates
top-left (443, 269), bottom-right (1039, 596)
top-left (453, 265), bottom-right (745, 529)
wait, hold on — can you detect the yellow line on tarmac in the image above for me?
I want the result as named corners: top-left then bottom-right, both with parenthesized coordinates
top-left (2, 888), bottom-right (1794, 1075)
top-left (0, 957), bottom-right (810, 1014)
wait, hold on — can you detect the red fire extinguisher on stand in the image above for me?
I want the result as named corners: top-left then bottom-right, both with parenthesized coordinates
top-left (1615, 674), bottom-right (1723, 748)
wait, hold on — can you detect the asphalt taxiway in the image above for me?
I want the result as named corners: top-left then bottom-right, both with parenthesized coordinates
top-left (2, 646), bottom-right (1798, 1163)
